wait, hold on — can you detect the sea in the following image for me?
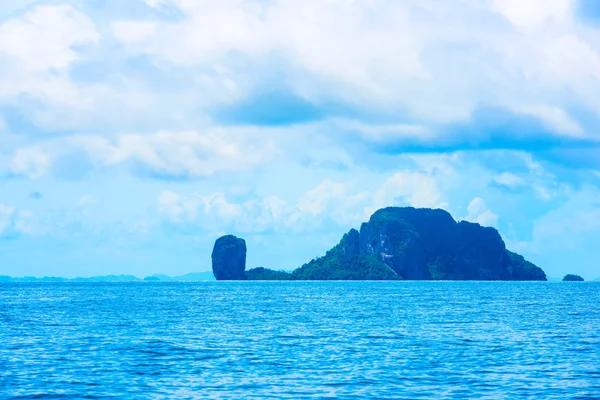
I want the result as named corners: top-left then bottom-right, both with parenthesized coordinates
top-left (1, 281), bottom-right (599, 399)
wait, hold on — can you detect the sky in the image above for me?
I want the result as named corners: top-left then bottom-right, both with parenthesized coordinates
top-left (0, 0), bottom-right (599, 279)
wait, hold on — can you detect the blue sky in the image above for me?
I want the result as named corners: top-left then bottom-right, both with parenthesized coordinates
top-left (1, 0), bottom-right (600, 279)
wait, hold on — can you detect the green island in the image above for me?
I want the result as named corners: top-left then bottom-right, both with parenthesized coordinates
top-left (213, 206), bottom-right (547, 281)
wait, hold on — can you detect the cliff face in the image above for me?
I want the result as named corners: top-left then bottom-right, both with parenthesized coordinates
top-left (294, 207), bottom-right (546, 281)
top-left (211, 235), bottom-right (247, 280)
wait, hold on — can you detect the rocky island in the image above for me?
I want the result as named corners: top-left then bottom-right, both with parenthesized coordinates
top-left (562, 274), bottom-right (584, 282)
top-left (211, 207), bottom-right (547, 281)
top-left (212, 235), bottom-right (247, 280)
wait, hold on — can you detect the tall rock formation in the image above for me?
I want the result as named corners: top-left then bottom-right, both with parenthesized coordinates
top-left (211, 235), bottom-right (247, 280)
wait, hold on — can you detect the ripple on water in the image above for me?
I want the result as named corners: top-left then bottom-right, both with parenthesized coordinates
top-left (0, 281), bottom-right (599, 398)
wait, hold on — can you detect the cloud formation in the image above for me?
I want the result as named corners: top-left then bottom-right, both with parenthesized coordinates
top-left (0, 203), bottom-right (34, 238)
top-left (464, 197), bottom-right (499, 228)
top-left (0, 0), bottom-right (599, 278)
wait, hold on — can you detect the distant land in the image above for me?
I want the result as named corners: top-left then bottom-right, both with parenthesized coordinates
top-left (0, 272), bottom-right (215, 282)
top-left (144, 272), bottom-right (215, 281)
top-left (213, 206), bottom-right (548, 281)
top-left (563, 274), bottom-right (585, 282)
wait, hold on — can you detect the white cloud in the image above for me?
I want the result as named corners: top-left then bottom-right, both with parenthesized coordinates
top-left (297, 180), bottom-right (349, 217)
top-left (14, 209), bottom-right (34, 235)
top-left (488, 153), bottom-right (560, 201)
top-left (0, 1), bottom-right (598, 280)
top-left (109, 0), bottom-right (424, 116)
top-left (533, 187), bottom-right (600, 239)
top-left (0, 1), bottom-right (39, 17)
top-left (534, 185), bottom-right (554, 201)
top-left (112, 21), bottom-right (157, 44)
top-left (512, 186), bottom-right (600, 275)
top-left (0, 5), bottom-right (99, 72)
top-left (158, 167), bottom-right (451, 233)
top-left (267, 1), bottom-right (424, 97)
top-left (6, 127), bottom-right (279, 179)
top-left (0, 1), bottom-right (598, 140)
top-left (519, 105), bottom-right (584, 137)
top-left (102, 0), bottom-right (600, 129)
top-left (10, 148), bottom-right (51, 179)
top-left (336, 119), bottom-right (431, 143)
top-left (0, 4), bottom-right (100, 115)
top-left (0, 204), bottom-right (16, 234)
top-left (77, 195), bottom-right (97, 208)
top-left (491, 0), bottom-right (573, 28)
top-left (113, 1), bottom-right (269, 67)
top-left (506, 186), bottom-right (600, 278)
top-left (0, 203), bottom-right (35, 236)
top-left (78, 129), bottom-right (277, 178)
top-left (296, 179), bottom-right (370, 226)
top-left (158, 190), bottom-right (299, 233)
top-left (464, 197), bottom-right (498, 227)
top-left (158, 191), bottom-right (188, 221)
top-left (371, 171), bottom-right (446, 213)
top-left (493, 172), bottom-right (526, 188)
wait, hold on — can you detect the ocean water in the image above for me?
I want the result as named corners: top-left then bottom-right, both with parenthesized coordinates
top-left (1, 282), bottom-right (599, 399)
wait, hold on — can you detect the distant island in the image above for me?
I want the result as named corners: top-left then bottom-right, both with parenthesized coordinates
top-left (562, 274), bottom-right (584, 282)
top-left (213, 206), bottom-right (547, 281)
top-left (0, 272), bottom-right (215, 282)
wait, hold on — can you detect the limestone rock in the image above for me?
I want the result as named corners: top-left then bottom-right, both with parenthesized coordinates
top-left (211, 235), bottom-right (247, 280)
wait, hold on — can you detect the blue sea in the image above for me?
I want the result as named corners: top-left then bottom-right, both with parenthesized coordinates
top-left (1, 282), bottom-right (599, 399)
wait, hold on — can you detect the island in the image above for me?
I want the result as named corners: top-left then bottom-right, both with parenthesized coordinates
top-left (562, 274), bottom-right (584, 282)
top-left (211, 206), bottom-right (547, 281)
top-left (212, 235), bottom-right (248, 280)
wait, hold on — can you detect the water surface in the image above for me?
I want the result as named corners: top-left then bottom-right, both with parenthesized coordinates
top-left (1, 282), bottom-right (599, 398)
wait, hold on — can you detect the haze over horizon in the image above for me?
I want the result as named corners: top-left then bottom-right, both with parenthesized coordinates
top-left (1, 0), bottom-right (600, 280)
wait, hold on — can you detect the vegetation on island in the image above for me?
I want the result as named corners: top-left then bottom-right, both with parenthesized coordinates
top-left (246, 267), bottom-right (292, 280)
top-left (291, 231), bottom-right (400, 280)
top-left (506, 251), bottom-right (548, 281)
top-left (563, 274), bottom-right (584, 282)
